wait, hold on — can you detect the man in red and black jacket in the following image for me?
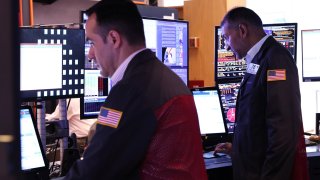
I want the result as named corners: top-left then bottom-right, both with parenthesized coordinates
top-left (62, 1), bottom-right (207, 179)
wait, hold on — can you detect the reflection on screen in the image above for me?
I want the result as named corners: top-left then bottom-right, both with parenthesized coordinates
top-left (192, 88), bottom-right (226, 135)
top-left (20, 108), bottom-right (46, 171)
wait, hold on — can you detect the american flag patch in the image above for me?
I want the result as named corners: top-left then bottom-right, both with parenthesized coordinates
top-left (267, 69), bottom-right (286, 81)
top-left (98, 107), bottom-right (122, 128)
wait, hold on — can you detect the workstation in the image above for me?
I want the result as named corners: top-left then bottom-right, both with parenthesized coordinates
top-left (1, 0), bottom-right (320, 179)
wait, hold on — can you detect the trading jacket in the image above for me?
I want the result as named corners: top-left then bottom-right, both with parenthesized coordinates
top-left (63, 49), bottom-right (207, 180)
top-left (232, 36), bottom-right (309, 180)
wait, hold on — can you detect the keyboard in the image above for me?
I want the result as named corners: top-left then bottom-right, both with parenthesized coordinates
top-left (305, 138), bottom-right (317, 146)
top-left (203, 151), bottom-right (232, 164)
top-left (210, 156), bottom-right (231, 164)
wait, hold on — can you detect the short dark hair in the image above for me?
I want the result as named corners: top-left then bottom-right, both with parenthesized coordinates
top-left (85, 0), bottom-right (145, 46)
top-left (221, 7), bottom-right (263, 28)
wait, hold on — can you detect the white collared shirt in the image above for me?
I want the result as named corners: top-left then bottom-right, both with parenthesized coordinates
top-left (110, 48), bottom-right (146, 88)
top-left (245, 35), bottom-right (270, 65)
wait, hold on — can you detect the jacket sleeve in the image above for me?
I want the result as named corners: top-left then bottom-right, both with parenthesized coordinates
top-left (261, 49), bottom-right (305, 179)
top-left (63, 84), bottom-right (157, 180)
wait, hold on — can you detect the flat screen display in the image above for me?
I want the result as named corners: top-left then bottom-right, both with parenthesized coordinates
top-left (20, 28), bottom-right (85, 101)
top-left (143, 17), bottom-right (189, 85)
top-left (20, 106), bottom-right (48, 172)
top-left (191, 87), bottom-right (227, 135)
top-left (217, 81), bottom-right (241, 133)
top-left (301, 29), bottom-right (320, 82)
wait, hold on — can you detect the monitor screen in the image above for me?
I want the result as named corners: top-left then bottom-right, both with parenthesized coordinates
top-left (20, 28), bottom-right (85, 101)
top-left (142, 17), bottom-right (189, 85)
top-left (191, 87), bottom-right (227, 135)
top-left (80, 69), bottom-right (110, 119)
top-left (214, 23), bottom-right (297, 81)
top-left (214, 27), bottom-right (246, 81)
top-left (263, 23), bottom-right (297, 63)
top-left (301, 29), bottom-right (320, 82)
top-left (217, 81), bottom-right (241, 133)
top-left (20, 106), bottom-right (48, 173)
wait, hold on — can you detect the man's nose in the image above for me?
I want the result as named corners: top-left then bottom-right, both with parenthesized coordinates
top-left (88, 46), bottom-right (95, 60)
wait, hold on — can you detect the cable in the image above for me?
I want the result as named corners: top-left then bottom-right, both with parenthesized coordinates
top-left (67, 98), bottom-right (71, 111)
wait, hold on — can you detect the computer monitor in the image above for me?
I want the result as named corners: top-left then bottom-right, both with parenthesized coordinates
top-left (20, 106), bottom-right (48, 175)
top-left (217, 80), bottom-right (241, 133)
top-left (263, 23), bottom-right (297, 63)
top-left (143, 17), bottom-right (189, 85)
top-left (80, 69), bottom-right (110, 119)
top-left (191, 87), bottom-right (227, 149)
top-left (301, 29), bottom-right (320, 82)
top-left (214, 23), bottom-right (297, 81)
top-left (214, 26), bottom-right (246, 81)
top-left (20, 27), bottom-right (85, 101)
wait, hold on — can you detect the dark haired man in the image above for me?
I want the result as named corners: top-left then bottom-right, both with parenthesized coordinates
top-left (62, 1), bottom-right (207, 179)
top-left (215, 7), bottom-right (309, 180)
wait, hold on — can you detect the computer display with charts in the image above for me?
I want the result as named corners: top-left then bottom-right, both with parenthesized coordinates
top-left (20, 27), bottom-right (85, 101)
top-left (217, 81), bottom-right (241, 133)
top-left (143, 17), bottom-right (189, 85)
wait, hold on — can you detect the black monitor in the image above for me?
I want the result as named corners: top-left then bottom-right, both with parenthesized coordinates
top-left (20, 106), bottom-right (49, 178)
top-left (217, 80), bottom-right (241, 133)
top-left (301, 29), bottom-right (320, 82)
top-left (20, 27), bottom-right (85, 101)
top-left (214, 23), bottom-right (297, 81)
top-left (191, 87), bottom-right (227, 149)
top-left (142, 17), bottom-right (189, 85)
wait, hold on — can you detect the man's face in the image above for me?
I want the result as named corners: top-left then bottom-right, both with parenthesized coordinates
top-left (85, 13), bottom-right (116, 78)
top-left (221, 22), bottom-right (246, 59)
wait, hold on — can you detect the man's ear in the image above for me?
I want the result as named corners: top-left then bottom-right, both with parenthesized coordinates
top-left (107, 30), bottom-right (121, 48)
top-left (238, 23), bottom-right (248, 38)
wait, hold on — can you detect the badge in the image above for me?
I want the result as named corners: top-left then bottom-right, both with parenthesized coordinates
top-left (247, 63), bottom-right (260, 75)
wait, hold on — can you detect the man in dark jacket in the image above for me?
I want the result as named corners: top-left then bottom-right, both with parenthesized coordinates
top-left (215, 7), bottom-right (309, 180)
top-left (62, 1), bottom-right (207, 179)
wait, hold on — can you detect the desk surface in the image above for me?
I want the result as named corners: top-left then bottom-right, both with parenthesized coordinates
top-left (307, 144), bottom-right (320, 157)
top-left (205, 144), bottom-right (320, 169)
